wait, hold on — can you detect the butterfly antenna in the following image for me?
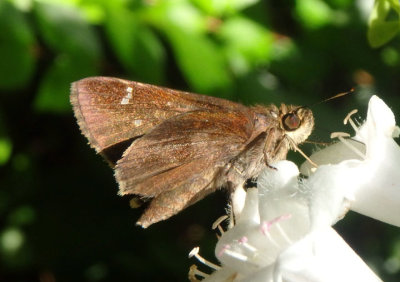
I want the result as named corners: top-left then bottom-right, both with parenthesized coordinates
top-left (310, 88), bottom-right (355, 108)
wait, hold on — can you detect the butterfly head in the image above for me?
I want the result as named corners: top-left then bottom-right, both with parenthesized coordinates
top-left (279, 104), bottom-right (314, 145)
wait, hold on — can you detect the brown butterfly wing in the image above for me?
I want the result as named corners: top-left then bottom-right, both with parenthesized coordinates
top-left (115, 110), bottom-right (256, 227)
top-left (70, 77), bottom-right (247, 156)
top-left (71, 76), bottom-right (262, 227)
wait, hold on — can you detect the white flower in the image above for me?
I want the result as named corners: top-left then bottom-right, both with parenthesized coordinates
top-left (303, 95), bottom-right (400, 227)
top-left (195, 95), bottom-right (399, 281)
top-left (204, 161), bottom-right (381, 281)
top-left (212, 161), bottom-right (309, 278)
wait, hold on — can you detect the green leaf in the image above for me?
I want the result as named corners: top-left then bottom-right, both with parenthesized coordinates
top-left (164, 26), bottom-right (232, 94)
top-left (32, 2), bottom-right (102, 112)
top-left (34, 54), bottom-right (97, 113)
top-left (145, 0), bottom-right (207, 33)
top-left (368, 20), bottom-right (400, 48)
top-left (296, 0), bottom-right (333, 29)
top-left (0, 137), bottom-right (12, 166)
top-left (0, 227), bottom-right (25, 255)
top-left (368, 0), bottom-right (400, 48)
top-left (217, 16), bottom-right (273, 74)
top-left (34, 2), bottom-right (101, 58)
top-left (8, 206), bottom-right (36, 226)
top-left (388, 0), bottom-right (400, 14)
top-left (0, 1), bottom-right (36, 90)
top-left (104, 4), bottom-right (166, 83)
top-left (381, 46), bottom-right (400, 66)
top-left (78, 2), bottom-right (106, 24)
top-left (144, 1), bottom-right (232, 92)
top-left (191, 0), bottom-right (259, 15)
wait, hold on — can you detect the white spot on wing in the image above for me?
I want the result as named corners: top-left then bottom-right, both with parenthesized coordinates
top-left (120, 86), bottom-right (134, 105)
top-left (121, 98), bottom-right (129, 105)
top-left (134, 119), bottom-right (142, 126)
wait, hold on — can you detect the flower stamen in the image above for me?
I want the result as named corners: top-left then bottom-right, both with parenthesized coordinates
top-left (238, 236), bottom-right (257, 253)
top-left (212, 215), bottom-right (228, 236)
top-left (343, 109), bottom-right (360, 134)
top-left (331, 132), bottom-right (366, 160)
top-left (188, 265), bottom-right (209, 281)
top-left (189, 247), bottom-right (221, 270)
top-left (217, 244), bottom-right (230, 258)
top-left (274, 222), bottom-right (293, 245)
top-left (259, 215), bottom-right (293, 249)
top-left (221, 247), bottom-right (249, 262)
top-left (260, 214), bottom-right (292, 235)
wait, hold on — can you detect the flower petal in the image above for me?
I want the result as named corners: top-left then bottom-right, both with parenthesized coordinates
top-left (276, 227), bottom-right (381, 282)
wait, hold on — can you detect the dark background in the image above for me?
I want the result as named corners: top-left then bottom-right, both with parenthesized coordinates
top-left (1, 0), bottom-right (400, 281)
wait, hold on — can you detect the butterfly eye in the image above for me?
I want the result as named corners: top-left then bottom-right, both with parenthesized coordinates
top-left (282, 113), bottom-right (301, 131)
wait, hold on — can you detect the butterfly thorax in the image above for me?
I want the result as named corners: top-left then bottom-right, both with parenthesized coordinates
top-left (223, 104), bottom-right (314, 189)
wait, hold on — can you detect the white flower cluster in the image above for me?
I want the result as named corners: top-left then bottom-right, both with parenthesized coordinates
top-left (193, 96), bottom-right (400, 282)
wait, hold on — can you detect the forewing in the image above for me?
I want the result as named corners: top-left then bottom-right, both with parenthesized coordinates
top-left (115, 109), bottom-right (255, 197)
top-left (70, 76), bottom-right (247, 154)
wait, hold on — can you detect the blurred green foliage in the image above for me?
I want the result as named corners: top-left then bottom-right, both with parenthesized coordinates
top-left (368, 0), bottom-right (400, 47)
top-left (1, 0), bottom-right (400, 281)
